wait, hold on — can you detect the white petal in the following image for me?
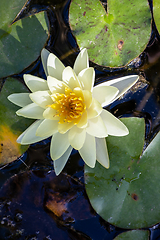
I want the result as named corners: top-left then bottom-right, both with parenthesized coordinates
top-left (62, 66), bottom-right (81, 89)
top-left (78, 67), bottom-right (95, 91)
top-left (68, 126), bottom-right (86, 150)
top-left (98, 75), bottom-right (139, 104)
top-left (36, 119), bottom-right (58, 137)
top-left (8, 93), bottom-right (32, 107)
top-left (53, 146), bottom-right (73, 175)
top-left (17, 120), bottom-right (47, 144)
top-left (43, 107), bottom-right (59, 120)
top-left (86, 115), bottom-right (108, 138)
top-left (77, 111), bottom-right (88, 128)
top-left (23, 74), bottom-right (48, 92)
top-left (93, 85), bottom-right (119, 107)
top-left (58, 122), bottom-right (74, 134)
top-left (16, 103), bottom-right (44, 119)
top-left (73, 48), bottom-right (89, 75)
top-left (79, 133), bottom-right (96, 168)
top-left (47, 52), bottom-right (65, 80)
top-left (47, 76), bottom-right (67, 94)
top-left (82, 90), bottom-right (92, 108)
top-left (41, 48), bottom-right (50, 76)
top-left (50, 132), bottom-right (70, 160)
top-left (100, 109), bottom-right (129, 136)
top-left (96, 138), bottom-right (109, 168)
top-left (29, 91), bottom-right (53, 109)
top-left (87, 98), bottom-right (102, 119)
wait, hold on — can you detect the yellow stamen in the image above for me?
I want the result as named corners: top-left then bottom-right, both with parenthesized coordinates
top-left (48, 87), bottom-right (86, 124)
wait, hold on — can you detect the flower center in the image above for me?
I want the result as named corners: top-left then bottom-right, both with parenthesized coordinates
top-left (49, 87), bottom-right (86, 124)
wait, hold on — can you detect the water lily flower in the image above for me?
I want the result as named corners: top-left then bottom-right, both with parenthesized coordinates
top-left (8, 48), bottom-right (138, 175)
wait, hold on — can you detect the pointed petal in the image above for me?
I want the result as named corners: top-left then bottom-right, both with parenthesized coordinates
top-left (99, 75), bottom-right (139, 104)
top-left (93, 85), bottom-right (119, 107)
top-left (53, 146), bottom-right (73, 175)
top-left (79, 133), bottom-right (96, 168)
top-left (36, 119), bottom-right (58, 137)
top-left (96, 138), bottom-right (109, 168)
top-left (68, 126), bottom-right (86, 150)
top-left (23, 74), bottom-right (48, 92)
top-left (58, 122), bottom-right (74, 134)
top-left (8, 93), bottom-right (32, 107)
top-left (73, 48), bottom-right (89, 75)
top-left (86, 115), bottom-right (108, 138)
top-left (50, 132), bottom-right (70, 160)
top-left (16, 103), bottom-right (44, 119)
top-left (17, 120), bottom-right (47, 144)
top-left (87, 98), bottom-right (102, 119)
top-left (77, 111), bottom-right (88, 128)
top-left (43, 107), bottom-right (59, 120)
top-left (101, 109), bottom-right (129, 136)
top-left (47, 76), bottom-right (67, 94)
top-left (41, 48), bottom-right (50, 76)
top-left (29, 91), bottom-right (53, 109)
top-left (62, 66), bottom-right (81, 89)
top-left (82, 90), bottom-right (92, 108)
top-left (47, 52), bottom-right (65, 80)
top-left (78, 67), bottom-right (95, 91)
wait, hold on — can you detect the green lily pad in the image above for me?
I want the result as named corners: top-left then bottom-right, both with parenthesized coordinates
top-left (153, 0), bottom-right (160, 34)
top-left (69, 0), bottom-right (151, 67)
top-left (0, 0), bottom-right (49, 78)
top-left (0, 77), bottom-right (33, 164)
top-left (85, 117), bottom-right (160, 229)
top-left (114, 230), bottom-right (149, 240)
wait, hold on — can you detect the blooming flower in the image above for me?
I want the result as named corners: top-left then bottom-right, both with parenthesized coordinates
top-left (8, 48), bottom-right (138, 175)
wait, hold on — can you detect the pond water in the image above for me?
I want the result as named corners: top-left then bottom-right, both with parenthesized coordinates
top-left (0, 0), bottom-right (160, 239)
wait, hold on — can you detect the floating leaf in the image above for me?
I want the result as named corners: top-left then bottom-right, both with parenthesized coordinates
top-left (114, 230), bottom-right (149, 240)
top-left (0, 77), bottom-right (34, 164)
top-left (85, 118), bottom-right (160, 229)
top-left (153, 0), bottom-right (160, 34)
top-left (0, 0), bottom-right (49, 78)
top-left (69, 0), bottom-right (151, 67)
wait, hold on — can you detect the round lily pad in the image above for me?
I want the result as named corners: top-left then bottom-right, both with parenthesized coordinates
top-left (69, 0), bottom-right (151, 67)
top-left (114, 230), bottom-right (149, 240)
top-left (0, 0), bottom-right (49, 78)
top-left (0, 77), bottom-right (34, 164)
top-left (153, 0), bottom-right (160, 34)
top-left (85, 117), bottom-right (160, 229)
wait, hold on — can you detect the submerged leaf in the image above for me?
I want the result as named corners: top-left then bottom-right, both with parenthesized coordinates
top-left (114, 230), bottom-right (149, 240)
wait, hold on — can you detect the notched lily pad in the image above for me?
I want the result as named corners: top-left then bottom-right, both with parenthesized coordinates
top-left (85, 117), bottom-right (160, 229)
top-left (114, 230), bottom-right (149, 240)
top-left (0, 0), bottom-right (49, 78)
top-left (69, 0), bottom-right (151, 67)
top-left (0, 77), bottom-right (33, 164)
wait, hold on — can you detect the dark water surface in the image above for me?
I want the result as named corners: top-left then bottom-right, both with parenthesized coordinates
top-left (1, 0), bottom-right (160, 239)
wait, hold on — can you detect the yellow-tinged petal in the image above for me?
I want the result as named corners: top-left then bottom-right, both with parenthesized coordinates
top-left (79, 133), bottom-right (96, 168)
top-left (98, 75), bottom-right (139, 104)
top-left (58, 122), bottom-right (74, 134)
top-left (50, 132), bottom-right (70, 160)
top-left (41, 48), bottom-right (50, 76)
top-left (24, 74), bottom-right (48, 92)
top-left (16, 103), bottom-right (44, 119)
top-left (47, 76), bottom-right (68, 94)
top-left (86, 115), bottom-right (108, 138)
top-left (17, 120), bottom-right (47, 145)
top-left (68, 126), bottom-right (86, 150)
top-left (47, 52), bottom-right (65, 80)
top-left (100, 109), bottom-right (129, 136)
top-left (29, 91), bottom-right (53, 109)
top-left (78, 67), bottom-right (95, 91)
top-left (82, 90), bottom-right (92, 109)
top-left (62, 66), bottom-right (82, 89)
top-left (53, 146), bottom-right (73, 175)
top-left (36, 119), bottom-right (58, 137)
top-left (73, 48), bottom-right (89, 75)
top-left (96, 138), bottom-right (109, 168)
top-left (43, 107), bottom-right (60, 120)
top-left (8, 93), bottom-right (32, 107)
top-left (77, 111), bottom-right (88, 128)
top-left (92, 85), bottom-right (119, 107)
top-left (87, 98), bottom-right (102, 119)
